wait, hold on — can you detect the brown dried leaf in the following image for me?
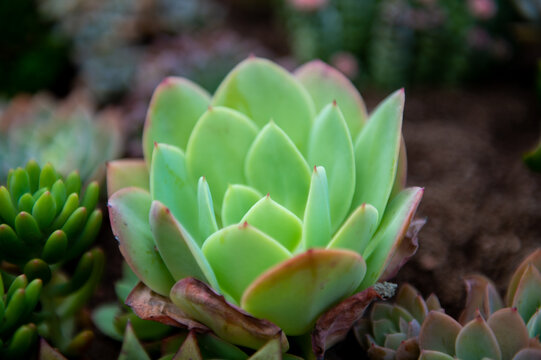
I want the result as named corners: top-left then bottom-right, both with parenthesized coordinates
top-left (311, 287), bottom-right (380, 358)
top-left (126, 282), bottom-right (208, 332)
top-left (170, 278), bottom-right (288, 350)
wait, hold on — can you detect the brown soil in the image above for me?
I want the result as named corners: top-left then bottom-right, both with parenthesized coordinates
top-left (88, 84), bottom-right (541, 359)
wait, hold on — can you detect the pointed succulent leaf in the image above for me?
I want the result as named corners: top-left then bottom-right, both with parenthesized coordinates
top-left (359, 187), bottom-right (423, 289)
top-left (419, 350), bottom-right (455, 360)
top-left (18, 193), bottom-right (35, 214)
top-left (50, 180), bottom-right (66, 213)
top-left (419, 311), bottom-right (461, 355)
top-left (150, 143), bottom-right (199, 242)
top-left (247, 337), bottom-right (282, 360)
top-left (511, 264), bottom-right (541, 322)
top-left (202, 223), bottom-right (291, 303)
top-left (240, 195), bottom-right (302, 252)
top-left (91, 303), bottom-right (123, 341)
top-left (118, 322), bottom-right (152, 360)
top-left (9, 167), bottom-right (30, 203)
top-left (513, 348), bottom-right (541, 360)
top-left (527, 308), bottom-right (541, 338)
top-left (371, 303), bottom-right (394, 322)
top-left (390, 137), bottom-right (408, 198)
top-left (426, 294), bottom-right (444, 312)
top-left (455, 315), bottom-right (502, 360)
top-left (396, 338), bottom-right (420, 359)
top-left (212, 57), bottom-right (315, 153)
top-left (39, 163), bottom-right (58, 190)
top-left (39, 338), bottom-right (68, 360)
top-left (221, 184), bottom-right (262, 227)
top-left (241, 249), bottom-right (366, 335)
top-left (196, 333), bottom-right (249, 360)
top-left (106, 159), bottom-right (149, 197)
top-left (506, 250), bottom-right (541, 305)
top-left (197, 177), bottom-right (218, 241)
top-left (384, 333), bottom-right (407, 350)
top-left (307, 103), bottom-right (355, 231)
top-left (294, 60), bottom-right (368, 138)
top-left (150, 201), bottom-right (219, 290)
top-left (245, 123), bottom-right (311, 217)
top-left (32, 191), bottom-right (56, 230)
top-left (186, 107), bottom-right (258, 213)
top-left (327, 203), bottom-right (378, 255)
top-left (487, 308), bottom-right (529, 360)
top-left (312, 287), bottom-right (381, 358)
top-left (108, 188), bottom-right (175, 296)
top-left (25, 160), bottom-right (40, 194)
top-left (0, 186), bottom-right (17, 226)
top-left (301, 166), bottom-right (331, 249)
top-left (367, 343), bottom-right (397, 360)
top-left (173, 331), bottom-right (203, 360)
top-left (143, 77), bottom-right (211, 164)
top-left (394, 284), bottom-right (427, 321)
top-left (351, 89), bottom-right (404, 217)
top-left (170, 277), bottom-right (289, 350)
top-left (459, 274), bottom-right (504, 325)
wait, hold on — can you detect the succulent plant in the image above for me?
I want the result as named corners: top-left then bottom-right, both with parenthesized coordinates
top-left (355, 284), bottom-right (444, 359)
top-left (107, 57), bottom-right (423, 356)
top-left (356, 249), bottom-right (541, 360)
top-left (0, 92), bottom-right (122, 183)
top-left (0, 161), bottom-right (105, 357)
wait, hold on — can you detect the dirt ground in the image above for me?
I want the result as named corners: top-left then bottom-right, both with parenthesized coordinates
top-left (89, 84), bottom-right (541, 359)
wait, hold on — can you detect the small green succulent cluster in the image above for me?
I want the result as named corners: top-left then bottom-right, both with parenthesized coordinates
top-left (108, 57), bottom-right (422, 357)
top-left (284, 0), bottom-right (509, 88)
top-left (358, 249), bottom-right (541, 360)
top-left (0, 161), bottom-right (104, 358)
top-left (0, 93), bottom-right (122, 183)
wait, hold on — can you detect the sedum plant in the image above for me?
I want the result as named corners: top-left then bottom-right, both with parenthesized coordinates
top-left (0, 161), bottom-right (104, 358)
top-left (108, 57), bottom-right (423, 356)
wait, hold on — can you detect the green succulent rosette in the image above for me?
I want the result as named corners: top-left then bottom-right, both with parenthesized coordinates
top-left (108, 57), bottom-right (423, 354)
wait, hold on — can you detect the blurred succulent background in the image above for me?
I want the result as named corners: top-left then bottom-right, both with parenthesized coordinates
top-left (1, 0), bottom-right (541, 358)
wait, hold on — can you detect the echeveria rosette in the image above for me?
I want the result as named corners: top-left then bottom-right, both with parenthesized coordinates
top-left (108, 58), bottom-right (423, 351)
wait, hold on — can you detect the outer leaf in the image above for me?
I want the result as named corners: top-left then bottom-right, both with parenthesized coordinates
top-left (186, 107), bottom-right (258, 212)
top-left (513, 348), bottom-right (541, 360)
top-left (359, 187), bottom-right (423, 290)
top-left (212, 57), bottom-right (315, 153)
top-left (506, 249), bottom-right (541, 305)
top-left (241, 249), bottom-right (366, 335)
top-left (312, 287), bottom-right (381, 358)
top-left (240, 195), bottom-right (302, 252)
top-left (395, 284), bottom-right (428, 323)
top-left (150, 143), bottom-right (199, 242)
top-left (294, 60), bottom-right (368, 138)
top-left (245, 123), bottom-right (311, 217)
top-left (487, 308), bottom-right (529, 360)
top-left (247, 337), bottom-right (282, 360)
top-left (301, 166), bottom-right (331, 250)
top-left (455, 315), bottom-right (502, 360)
top-left (39, 338), bottom-right (68, 360)
top-left (511, 264), bottom-right (541, 322)
top-left (419, 311), bottom-right (461, 355)
top-left (307, 103), bottom-right (355, 232)
top-left (327, 203), bottom-right (378, 255)
top-left (459, 274), bottom-right (503, 325)
top-left (108, 188), bottom-right (175, 296)
top-left (221, 185), bottom-right (262, 227)
top-left (170, 277), bottom-right (288, 350)
top-left (202, 223), bottom-right (291, 303)
top-left (527, 308), bottom-right (541, 338)
top-left (106, 159), bottom-right (149, 197)
top-left (150, 201), bottom-right (219, 291)
top-left (351, 89), bottom-right (404, 218)
top-left (143, 77), bottom-right (211, 164)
